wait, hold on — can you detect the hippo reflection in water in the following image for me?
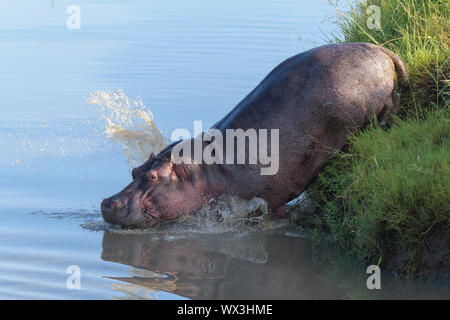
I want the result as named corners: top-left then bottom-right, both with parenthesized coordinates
top-left (101, 229), bottom-right (450, 299)
top-left (101, 42), bottom-right (408, 228)
top-left (101, 229), bottom-right (347, 299)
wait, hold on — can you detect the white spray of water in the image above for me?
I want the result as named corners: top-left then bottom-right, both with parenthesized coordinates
top-left (175, 195), bottom-right (283, 233)
top-left (87, 89), bottom-right (169, 168)
top-left (7, 118), bottom-right (102, 168)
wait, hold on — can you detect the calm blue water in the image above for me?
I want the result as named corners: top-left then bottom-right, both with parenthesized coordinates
top-left (0, 0), bottom-right (449, 299)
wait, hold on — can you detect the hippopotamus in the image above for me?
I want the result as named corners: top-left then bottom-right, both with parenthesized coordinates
top-left (101, 42), bottom-right (408, 228)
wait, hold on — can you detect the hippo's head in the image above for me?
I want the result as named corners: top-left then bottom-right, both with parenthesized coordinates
top-left (101, 145), bottom-right (208, 228)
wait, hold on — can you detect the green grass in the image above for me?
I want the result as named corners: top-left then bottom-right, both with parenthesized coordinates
top-left (295, 0), bottom-right (450, 277)
top-left (307, 109), bottom-right (449, 275)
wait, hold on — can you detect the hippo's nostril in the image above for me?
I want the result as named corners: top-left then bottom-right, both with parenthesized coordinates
top-left (111, 200), bottom-right (122, 210)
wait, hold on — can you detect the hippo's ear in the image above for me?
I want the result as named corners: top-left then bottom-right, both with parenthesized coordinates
top-left (169, 154), bottom-right (190, 180)
top-left (131, 153), bottom-right (157, 179)
top-left (172, 163), bottom-right (189, 181)
top-left (169, 153), bottom-right (174, 167)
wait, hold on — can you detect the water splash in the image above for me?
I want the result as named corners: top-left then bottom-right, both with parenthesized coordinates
top-left (78, 195), bottom-right (288, 234)
top-left (87, 89), bottom-right (169, 168)
top-left (174, 195), bottom-right (287, 233)
top-left (6, 118), bottom-right (104, 169)
top-left (6, 89), bottom-right (167, 170)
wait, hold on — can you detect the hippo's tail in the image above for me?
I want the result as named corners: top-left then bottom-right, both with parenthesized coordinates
top-left (378, 46), bottom-right (410, 87)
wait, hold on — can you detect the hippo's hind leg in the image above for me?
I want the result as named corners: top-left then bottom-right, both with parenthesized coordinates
top-left (378, 91), bottom-right (400, 128)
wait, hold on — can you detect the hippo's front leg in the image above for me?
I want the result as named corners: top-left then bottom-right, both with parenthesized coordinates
top-left (271, 205), bottom-right (287, 219)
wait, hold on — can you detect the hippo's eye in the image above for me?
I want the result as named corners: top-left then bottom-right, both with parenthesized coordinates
top-left (147, 171), bottom-right (158, 182)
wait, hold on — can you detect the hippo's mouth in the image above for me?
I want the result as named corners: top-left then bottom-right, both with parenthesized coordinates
top-left (101, 194), bottom-right (161, 229)
top-left (142, 196), bottom-right (159, 221)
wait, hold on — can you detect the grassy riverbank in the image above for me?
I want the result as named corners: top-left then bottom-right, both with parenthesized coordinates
top-left (293, 0), bottom-right (449, 277)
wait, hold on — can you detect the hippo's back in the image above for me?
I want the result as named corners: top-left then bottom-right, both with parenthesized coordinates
top-left (214, 42), bottom-right (397, 134)
top-left (212, 43), bottom-right (401, 212)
